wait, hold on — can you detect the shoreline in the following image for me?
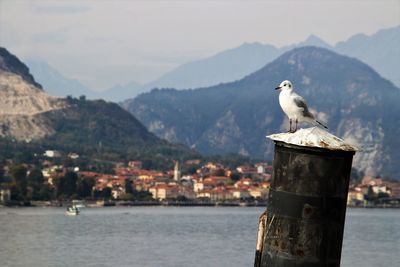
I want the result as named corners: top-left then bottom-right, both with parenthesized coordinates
top-left (2, 200), bottom-right (400, 209)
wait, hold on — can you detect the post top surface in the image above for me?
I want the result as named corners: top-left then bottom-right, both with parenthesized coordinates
top-left (266, 127), bottom-right (359, 152)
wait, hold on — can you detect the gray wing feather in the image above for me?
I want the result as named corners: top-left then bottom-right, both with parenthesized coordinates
top-left (293, 97), bottom-right (314, 119)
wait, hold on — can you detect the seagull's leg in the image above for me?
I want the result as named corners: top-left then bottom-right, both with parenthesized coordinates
top-left (295, 119), bottom-right (298, 132)
top-left (289, 119), bottom-right (292, 133)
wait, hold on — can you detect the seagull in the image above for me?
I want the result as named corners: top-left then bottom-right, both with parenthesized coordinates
top-left (275, 80), bottom-right (328, 133)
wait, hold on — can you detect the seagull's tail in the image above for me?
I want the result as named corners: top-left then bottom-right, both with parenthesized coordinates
top-left (315, 120), bottom-right (328, 129)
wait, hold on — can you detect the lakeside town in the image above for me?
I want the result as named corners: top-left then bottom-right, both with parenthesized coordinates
top-left (1, 149), bottom-right (400, 208)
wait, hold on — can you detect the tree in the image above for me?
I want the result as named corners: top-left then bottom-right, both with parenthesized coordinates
top-left (182, 165), bottom-right (197, 175)
top-left (55, 171), bottom-right (78, 198)
top-left (38, 185), bottom-right (54, 201)
top-left (102, 187), bottom-right (112, 199)
top-left (230, 171), bottom-right (242, 182)
top-left (93, 187), bottom-right (112, 200)
top-left (10, 165), bottom-right (27, 200)
top-left (365, 185), bottom-right (376, 201)
top-left (141, 159), bottom-right (154, 170)
top-left (124, 179), bottom-right (134, 194)
top-left (77, 177), bottom-right (95, 198)
top-left (377, 192), bottom-right (390, 199)
top-left (64, 171), bottom-right (78, 197)
top-left (27, 168), bottom-right (45, 200)
top-left (176, 195), bottom-right (188, 201)
top-left (119, 193), bottom-right (134, 201)
top-left (54, 176), bottom-right (66, 198)
top-left (134, 190), bottom-right (153, 201)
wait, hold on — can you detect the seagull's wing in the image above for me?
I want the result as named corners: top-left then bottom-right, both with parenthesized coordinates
top-left (293, 96), bottom-right (314, 119)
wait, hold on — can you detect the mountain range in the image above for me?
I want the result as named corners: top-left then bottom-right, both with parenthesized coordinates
top-left (144, 25), bottom-right (399, 91)
top-left (0, 48), bottom-right (196, 164)
top-left (25, 25), bottom-right (400, 101)
top-left (24, 60), bottom-right (98, 99)
top-left (125, 46), bottom-right (400, 177)
top-left (335, 26), bottom-right (400, 87)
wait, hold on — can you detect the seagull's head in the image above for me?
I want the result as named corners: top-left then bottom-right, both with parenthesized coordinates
top-left (275, 80), bottom-right (293, 91)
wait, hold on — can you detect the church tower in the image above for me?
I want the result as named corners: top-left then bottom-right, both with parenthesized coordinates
top-left (173, 160), bottom-right (181, 181)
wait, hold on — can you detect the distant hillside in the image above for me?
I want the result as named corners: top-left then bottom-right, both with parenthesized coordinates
top-left (147, 43), bottom-right (281, 89)
top-left (126, 46), bottom-right (400, 177)
top-left (335, 25), bottom-right (400, 87)
top-left (25, 59), bottom-right (99, 99)
top-left (41, 98), bottom-right (195, 161)
top-left (0, 47), bottom-right (197, 163)
top-left (100, 81), bottom-right (143, 102)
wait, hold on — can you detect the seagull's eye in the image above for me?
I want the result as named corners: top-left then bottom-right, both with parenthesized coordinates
top-left (288, 84), bottom-right (291, 88)
top-left (284, 84), bottom-right (287, 86)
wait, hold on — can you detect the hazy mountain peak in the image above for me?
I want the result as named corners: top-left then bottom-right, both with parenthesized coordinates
top-left (339, 32), bottom-right (367, 44)
top-left (100, 80), bottom-right (144, 102)
top-left (335, 24), bottom-right (400, 87)
top-left (337, 25), bottom-right (400, 46)
top-left (303, 35), bottom-right (332, 48)
top-left (146, 41), bottom-right (281, 90)
top-left (24, 59), bottom-right (98, 99)
top-left (25, 59), bottom-right (64, 80)
top-left (237, 42), bottom-right (270, 49)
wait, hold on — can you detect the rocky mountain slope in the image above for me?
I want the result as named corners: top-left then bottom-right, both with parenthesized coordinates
top-left (126, 46), bottom-right (400, 177)
top-left (0, 71), bottom-right (65, 141)
top-left (0, 48), bottom-right (64, 141)
top-left (0, 47), bottom-right (197, 161)
top-left (0, 47), bottom-right (42, 89)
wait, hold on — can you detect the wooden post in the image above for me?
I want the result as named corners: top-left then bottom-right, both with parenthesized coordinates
top-left (255, 127), bottom-right (357, 267)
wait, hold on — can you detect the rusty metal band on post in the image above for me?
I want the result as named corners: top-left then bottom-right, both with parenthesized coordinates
top-left (267, 188), bottom-right (346, 222)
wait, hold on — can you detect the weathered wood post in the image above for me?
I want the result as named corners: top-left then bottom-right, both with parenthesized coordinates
top-left (255, 127), bottom-right (358, 267)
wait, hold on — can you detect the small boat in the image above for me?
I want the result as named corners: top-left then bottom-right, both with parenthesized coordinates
top-left (65, 205), bottom-right (80, 216)
top-left (72, 200), bottom-right (86, 209)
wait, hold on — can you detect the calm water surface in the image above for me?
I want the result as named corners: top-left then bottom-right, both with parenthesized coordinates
top-left (0, 207), bottom-right (398, 267)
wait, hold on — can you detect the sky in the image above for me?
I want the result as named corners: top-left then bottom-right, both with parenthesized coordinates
top-left (0, 0), bottom-right (399, 91)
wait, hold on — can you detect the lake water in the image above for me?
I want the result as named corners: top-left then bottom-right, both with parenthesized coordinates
top-left (0, 207), bottom-right (398, 267)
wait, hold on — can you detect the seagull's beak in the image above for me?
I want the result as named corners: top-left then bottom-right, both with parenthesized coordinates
top-left (275, 86), bottom-right (281, 90)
